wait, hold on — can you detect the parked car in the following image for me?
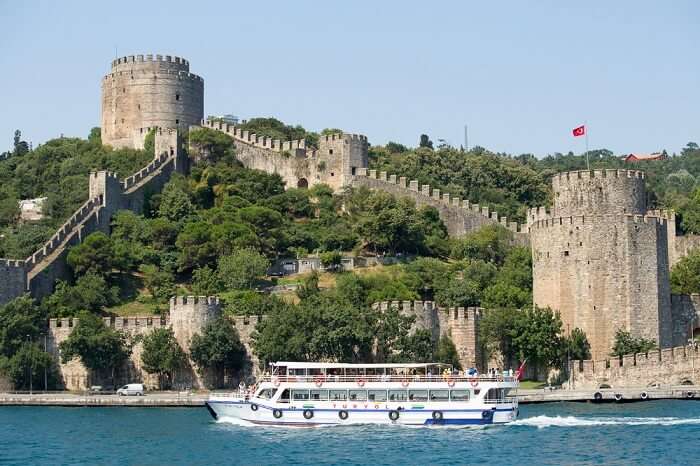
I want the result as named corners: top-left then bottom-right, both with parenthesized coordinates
top-left (116, 383), bottom-right (145, 396)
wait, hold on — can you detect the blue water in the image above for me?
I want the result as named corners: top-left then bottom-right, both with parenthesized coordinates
top-left (1, 401), bottom-right (699, 465)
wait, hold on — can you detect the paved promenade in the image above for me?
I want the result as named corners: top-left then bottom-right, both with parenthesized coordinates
top-left (0, 386), bottom-right (698, 407)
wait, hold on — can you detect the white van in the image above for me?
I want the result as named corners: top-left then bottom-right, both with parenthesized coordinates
top-left (116, 383), bottom-right (145, 396)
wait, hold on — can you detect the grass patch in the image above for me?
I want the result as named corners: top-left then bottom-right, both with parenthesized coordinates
top-left (519, 380), bottom-right (546, 389)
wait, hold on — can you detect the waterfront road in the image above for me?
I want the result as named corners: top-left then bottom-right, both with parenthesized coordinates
top-left (1, 386), bottom-right (698, 407)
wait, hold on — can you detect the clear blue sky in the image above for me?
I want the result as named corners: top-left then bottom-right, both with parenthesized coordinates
top-left (1, 0), bottom-right (697, 156)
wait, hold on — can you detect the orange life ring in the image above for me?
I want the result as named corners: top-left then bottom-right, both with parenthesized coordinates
top-left (272, 376), bottom-right (281, 387)
top-left (356, 377), bottom-right (366, 387)
top-left (469, 377), bottom-right (479, 388)
top-left (401, 379), bottom-right (410, 388)
top-left (447, 377), bottom-right (456, 387)
top-left (314, 376), bottom-right (325, 387)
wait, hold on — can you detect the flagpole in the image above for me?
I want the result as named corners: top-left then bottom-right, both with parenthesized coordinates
top-left (585, 121), bottom-right (590, 170)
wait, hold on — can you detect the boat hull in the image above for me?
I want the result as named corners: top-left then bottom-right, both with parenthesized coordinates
top-left (206, 399), bottom-right (518, 426)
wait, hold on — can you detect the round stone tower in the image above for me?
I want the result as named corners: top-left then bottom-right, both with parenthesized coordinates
top-left (101, 54), bottom-right (204, 149)
top-left (531, 169), bottom-right (671, 360)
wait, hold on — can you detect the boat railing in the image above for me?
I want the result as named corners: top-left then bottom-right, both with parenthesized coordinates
top-left (261, 374), bottom-right (518, 384)
top-left (483, 396), bottom-right (518, 404)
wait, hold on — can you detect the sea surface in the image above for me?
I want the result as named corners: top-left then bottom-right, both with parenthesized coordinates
top-left (1, 401), bottom-right (699, 465)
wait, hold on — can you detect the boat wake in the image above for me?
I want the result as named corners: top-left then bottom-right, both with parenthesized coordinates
top-left (514, 415), bottom-right (700, 429)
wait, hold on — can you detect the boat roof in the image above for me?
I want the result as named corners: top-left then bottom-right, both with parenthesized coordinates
top-left (273, 362), bottom-right (450, 369)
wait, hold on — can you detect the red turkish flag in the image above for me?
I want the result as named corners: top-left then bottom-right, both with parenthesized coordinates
top-left (572, 125), bottom-right (585, 137)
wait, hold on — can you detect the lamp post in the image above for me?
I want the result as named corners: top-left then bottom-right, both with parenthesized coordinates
top-left (26, 334), bottom-right (32, 395)
top-left (41, 332), bottom-right (48, 392)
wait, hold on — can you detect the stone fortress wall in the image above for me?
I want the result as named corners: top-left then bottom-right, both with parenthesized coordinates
top-left (101, 55), bottom-right (204, 149)
top-left (200, 119), bottom-right (528, 243)
top-left (570, 344), bottom-right (700, 389)
top-left (0, 129), bottom-right (185, 306)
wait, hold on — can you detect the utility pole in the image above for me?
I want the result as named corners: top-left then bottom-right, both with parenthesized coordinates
top-left (26, 334), bottom-right (32, 395)
top-left (464, 125), bottom-right (469, 152)
top-left (43, 333), bottom-right (48, 392)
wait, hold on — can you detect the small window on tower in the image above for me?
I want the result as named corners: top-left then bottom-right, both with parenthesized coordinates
top-left (176, 94), bottom-right (180, 101)
top-left (329, 149), bottom-right (334, 155)
top-left (564, 251), bottom-right (569, 257)
top-left (330, 172), bottom-right (334, 177)
top-left (137, 104), bottom-right (141, 110)
top-left (123, 88), bottom-right (126, 93)
top-left (176, 119), bottom-right (179, 124)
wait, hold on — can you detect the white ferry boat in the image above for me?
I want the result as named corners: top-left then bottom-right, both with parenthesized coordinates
top-left (206, 362), bottom-right (519, 427)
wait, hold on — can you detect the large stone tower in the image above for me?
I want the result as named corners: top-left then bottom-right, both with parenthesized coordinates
top-left (530, 170), bottom-right (672, 360)
top-left (101, 54), bottom-right (204, 149)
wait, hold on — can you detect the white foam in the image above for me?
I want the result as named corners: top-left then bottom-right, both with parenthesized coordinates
top-left (514, 415), bottom-right (700, 429)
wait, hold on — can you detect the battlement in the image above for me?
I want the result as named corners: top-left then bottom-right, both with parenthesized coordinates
top-left (122, 152), bottom-right (171, 190)
top-left (647, 209), bottom-right (676, 221)
top-left (553, 169), bottom-right (645, 185)
top-left (446, 306), bottom-right (483, 322)
top-left (231, 315), bottom-right (266, 328)
top-left (48, 315), bottom-right (169, 330)
top-left (372, 300), bottom-right (436, 313)
top-left (571, 344), bottom-right (700, 388)
top-left (201, 119), bottom-right (307, 154)
top-left (111, 54), bottom-right (190, 71)
top-left (1, 259), bottom-right (26, 269)
top-left (356, 169), bottom-right (526, 235)
top-left (319, 133), bottom-right (368, 143)
top-left (169, 295), bottom-right (221, 306)
top-left (529, 213), bottom-right (667, 231)
top-left (104, 68), bottom-right (203, 83)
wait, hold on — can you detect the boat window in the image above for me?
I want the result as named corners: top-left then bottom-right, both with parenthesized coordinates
top-left (278, 389), bottom-right (290, 403)
top-left (408, 390), bottom-right (428, 401)
top-left (485, 388), bottom-right (504, 401)
top-left (348, 390), bottom-right (367, 401)
top-left (429, 390), bottom-right (449, 402)
top-left (329, 390), bottom-right (347, 401)
top-left (310, 389), bottom-right (328, 401)
top-left (368, 390), bottom-right (387, 402)
top-left (256, 388), bottom-right (277, 400)
top-left (450, 389), bottom-right (470, 401)
top-left (291, 389), bottom-right (310, 401)
top-left (388, 390), bottom-right (408, 402)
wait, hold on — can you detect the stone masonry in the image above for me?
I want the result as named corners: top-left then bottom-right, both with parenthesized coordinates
top-left (101, 55), bottom-right (203, 149)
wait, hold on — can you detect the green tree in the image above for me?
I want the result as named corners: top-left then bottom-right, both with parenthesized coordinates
top-left (451, 224), bottom-right (513, 265)
top-left (297, 271), bottom-right (321, 300)
top-left (610, 329), bottom-right (657, 358)
top-left (188, 127), bottom-right (235, 163)
top-left (189, 318), bottom-right (246, 388)
top-left (141, 328), bottom-right (186, 389)
top-left (435, 336), bottom-right (462, 370)
top-left (563, 327), bottom-right (591, 361)
top-left (320, 251), bottom-right (342, 272)
top-left (66, 232), bottom-right (116, 276)
top-left (670, 249), bottom-right (700, 294)
top-left (158, 177), bottom-right (195, 222)
top-left (192, 266), bottom-right (223, 296)
top-left (217, 248), bottom-right (270, 290)
top-left (88, 127), bottom-right (102, 145)
top-left (512, 307), bottom-right (563, 378)
top-left (13, 130), bottom-right (29, 156)
top-left (390, 329), bottom-right (434, 363)
top-left (419, 134), bottom-right (433, 149)
top-left (59, 311), bottom-right (132, 387)
top-left (41, 272), bottom-right (120, 316)
top-left (138, 264), bottom-right (175, 303)
top-left (0, 342), bottom-right (55, 390)
top-left (479, 307), bottom-right (521, 366)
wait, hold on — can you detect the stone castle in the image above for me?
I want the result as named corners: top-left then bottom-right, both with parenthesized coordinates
top-left (529, 171), bottom-right (700, 361)
top-left (1, 53), bottom-right (700, 388)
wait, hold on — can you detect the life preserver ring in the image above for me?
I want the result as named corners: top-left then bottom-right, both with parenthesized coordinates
top-left (593, 392), bottom-right (603, 402)
top-left (640, 392), bottom-right (648, 400)
top-left (272, 376), bottom-right (281, 387)
top-left (303, 409), bottom-right (314, 420)
top-left (250, 403), bottom-right (259, 411)
top-left (470, 377), bottom-right (479, 388)
top-left (401, 379), bottom-right (410, 388)
top-left (356, 377), bottom-right (366, 387)
top-left (314, 376), bottom-right (325, 387)
top-left (432, 411), bottom-right (443, 421)
top-left (447, 377), bottom-right (456, 387)
top-left (614, 393), bottom-right (623, 402)
top-left (338, 410), bottom-right (349, 420)
top-left (388, 410), bottom-right (400, 421)
top-left (481, 410), bottom-right (493, 420)
top-left (687, 391), bottom-right (695, 399)
top-left (273, 409), bottom-right (283, 419)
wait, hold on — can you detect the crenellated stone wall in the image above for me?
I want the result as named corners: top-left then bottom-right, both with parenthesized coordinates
top-left (372, 300), bottom-right (482, 370)
top-left (353, 168), bottom-right (529, 243)
top-left (0, 129), bottom-right (185, 306)
top-left (570, 345), bottom-right (700, 389)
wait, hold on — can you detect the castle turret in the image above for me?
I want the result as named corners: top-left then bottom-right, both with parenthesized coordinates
top-left (531, 170), bottom-right (671, 360)
top-left (101, 54), bottom-right (204, 149)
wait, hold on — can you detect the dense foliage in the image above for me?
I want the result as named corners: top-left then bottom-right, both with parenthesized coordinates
top-left (189, 318), bottom-right (246, 388)
top-left (610, 329), bottom-right (657, 358)
top-left (140, 328), bottom-right (186, 389)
